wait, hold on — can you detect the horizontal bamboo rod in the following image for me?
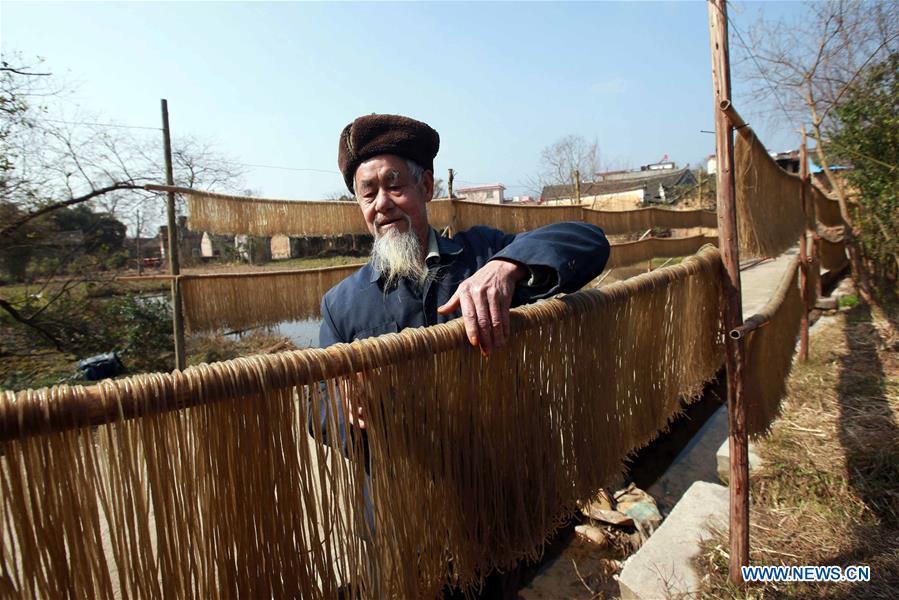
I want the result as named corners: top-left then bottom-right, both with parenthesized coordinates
top-left (118, 264), bottom-right (364, 283)
top-left (720, 100), bottom-right (749, 134)
top-left (729, 254), bottom-right (800, 340)
top-left (0, 246), bottom-right (721, 442)
top-left (146, 183), bottom-right (717, 218)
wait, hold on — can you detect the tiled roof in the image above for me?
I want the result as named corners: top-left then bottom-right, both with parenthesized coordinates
top-left (541, 167), bottom-right (695, 201)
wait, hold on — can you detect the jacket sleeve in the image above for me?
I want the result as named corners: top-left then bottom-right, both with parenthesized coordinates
top-left (488, 221), bottom-right (610, 301)
top-left (318, 293), bottom-right (344, 347)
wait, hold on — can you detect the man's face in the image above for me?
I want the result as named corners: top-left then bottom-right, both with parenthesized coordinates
top-left (354, 154), bottom-right (433, 249)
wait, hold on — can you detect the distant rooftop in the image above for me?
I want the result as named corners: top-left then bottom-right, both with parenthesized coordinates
top-left (542, 166), bottom-right (695, 202)
top-left (455, 183), bottom-right (506, 193)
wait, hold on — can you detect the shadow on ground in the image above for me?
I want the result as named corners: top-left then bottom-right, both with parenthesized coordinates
top-left (832, 303), bottom-right (899, 596)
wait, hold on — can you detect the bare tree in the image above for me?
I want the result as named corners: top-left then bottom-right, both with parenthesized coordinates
top-left (733, 0), bottom-right (899, 300)
top-left (1, 54), bottom-right (245, 350)
top-left (531, 135), bottom-right (602, 194)
top-left (1, 54), bottom-right (245, 241)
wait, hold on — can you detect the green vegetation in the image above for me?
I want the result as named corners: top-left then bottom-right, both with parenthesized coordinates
top-left (698, 303), bottom-right (899, 598)
top-left (827, 52), bottom-right (899, 288)
top-left (838, 294), bottom-right (859, 309)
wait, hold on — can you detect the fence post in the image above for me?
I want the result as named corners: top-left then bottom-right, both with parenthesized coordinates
top-left (708, 0), bottom-right (749, 584)
top-left (447, 168), bottom-right (457, 236)
top-left (161, 99), bottom-right (186, 371)
top-left (798, 125), bottom-right (810, 362)
top-left (573, 169), bottom-right (581, 205)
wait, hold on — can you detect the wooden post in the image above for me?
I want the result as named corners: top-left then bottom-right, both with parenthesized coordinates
top-left (698, 169), bottom-right (704, 207)
top-left (573, 169), bottom-right (581, 205)
top-left (161, 99), bottom-right (186, 371)
top-left (798, 126), bottom-right (810, 362)
top-left (447, 168), bottom-right (455, 200)
top-left (135, 211), bottom-right (143, 277)
top-left (708, 0), bottom-right (749, 584)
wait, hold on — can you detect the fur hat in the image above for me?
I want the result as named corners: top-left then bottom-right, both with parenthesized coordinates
top-left (338, 114), bottom-right (440, 192)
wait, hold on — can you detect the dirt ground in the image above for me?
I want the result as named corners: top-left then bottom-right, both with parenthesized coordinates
top-left (699, 301), bottom-right (899, 599)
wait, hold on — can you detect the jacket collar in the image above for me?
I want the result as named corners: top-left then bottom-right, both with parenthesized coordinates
top-left (367, 226), bottom-right (463, 283)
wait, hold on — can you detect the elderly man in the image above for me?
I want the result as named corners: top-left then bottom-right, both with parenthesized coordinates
top-left (317, 115), bottom-right (609, 594)
top-left (320, 113), bottom-right (610, 363)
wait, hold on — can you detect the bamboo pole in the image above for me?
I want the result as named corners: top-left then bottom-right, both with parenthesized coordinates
top-left (798, 126), bottom-right (810, 361)
top-left (720, 100), bottom-right (747, 131)
top-left (447, 168), bottom-right (457, 236)
top-left (573, 169), bottom-right (581, 205)
top-left (708, 0), bottom-right (749, 583)
top-left (161, 99), bottom-right (186, 371)
top-left (730, 255), bottom-right (801, 340)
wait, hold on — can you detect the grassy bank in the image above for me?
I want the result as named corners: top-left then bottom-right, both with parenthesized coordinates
top-left (698, 302), bottom-right (899, 598)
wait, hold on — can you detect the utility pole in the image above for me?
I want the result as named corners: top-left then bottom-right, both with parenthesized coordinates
top-left (161, 99), bottom-right (186, 371)
top-left (698, 169), bottom-right (704, 207)
top-left (798, 125), bottom-right (811, 361)
top-left (708, 0), bottom-right (749, 584)
top-left (135, 210), bottom-right (144, 276)
top-left (573, 169), bottom-right (581, 205)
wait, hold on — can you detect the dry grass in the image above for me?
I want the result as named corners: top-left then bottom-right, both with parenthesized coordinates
top-left (698, 301), bottom-right (899, 599)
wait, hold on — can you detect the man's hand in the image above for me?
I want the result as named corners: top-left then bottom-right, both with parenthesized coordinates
top-left (341, 373), bottom-right (369, 429)
top-left (437, 259), bottom-right (528, 354)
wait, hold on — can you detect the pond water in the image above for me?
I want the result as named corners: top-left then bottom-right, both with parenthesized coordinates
top-left (226, 318), bottom-right (323, 348)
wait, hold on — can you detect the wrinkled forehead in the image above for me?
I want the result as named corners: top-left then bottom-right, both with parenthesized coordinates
top-left (354, 155), bottom-right (410, 189)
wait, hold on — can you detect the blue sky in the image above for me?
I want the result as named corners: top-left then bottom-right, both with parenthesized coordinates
top-left (2, 1), bottom-right (807, 200)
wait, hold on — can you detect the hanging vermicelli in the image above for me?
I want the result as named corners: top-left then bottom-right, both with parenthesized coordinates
top-left (180, 264), bottom-right (363, 332)
top-left (743, 255), bottom-right (804, 437)
top-left (176, 236), bottom-right (717, 333)
top-left (582, 206), bottom-right (717, 235)
top-left (186, 192), bottom-right (371, 236)
top-left (819, 237), bottom-right (850, 272)
top-left (734, 129), bottom-right (808, 258)
top-left (604, 235), bottom-right (719, 269)
top-left (1, 246), bottom-right (723, 598)
top-left (185, 190), bottom-right (715, 238)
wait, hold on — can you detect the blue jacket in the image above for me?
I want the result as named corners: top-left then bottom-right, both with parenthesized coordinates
top-left (319, 222), bottom-right (610, 347)
top-left (313, 221), bottom-right (609, 482)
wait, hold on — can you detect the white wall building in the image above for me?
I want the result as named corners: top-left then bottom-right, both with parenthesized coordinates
top-left (455, 183), bottom-right (506, 204)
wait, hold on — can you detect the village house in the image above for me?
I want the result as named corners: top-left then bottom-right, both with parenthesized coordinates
top-left (541, 162), bottom-right (697, 209)
top-left (159, 217), bottom-right (234, 264)
top-left (270, 233), bottom-right (372, 260)
top-left (455, 183), bottom-right (506, 204)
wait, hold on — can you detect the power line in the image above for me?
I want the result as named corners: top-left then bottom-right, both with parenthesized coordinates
top-left (37, 117), bottom-right (161, 131)
top-left (240, 163), bottom-right (340, 175)
top-left (726, 14), bottom-right (796, 129)
top-left (34, 118), bottom-right (341, 175)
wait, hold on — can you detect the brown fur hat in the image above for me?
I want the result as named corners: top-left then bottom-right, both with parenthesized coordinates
top-left (338, 114), bottom-right (440, 192)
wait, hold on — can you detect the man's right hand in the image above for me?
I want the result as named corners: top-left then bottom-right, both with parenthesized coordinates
top-left (341, 374), bottom-right (368, 430)
top-left (437, 258), bottom-right (528, 354)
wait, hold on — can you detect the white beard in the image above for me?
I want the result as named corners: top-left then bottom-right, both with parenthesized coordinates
top-left (370, 218), bottom-right (427, 289)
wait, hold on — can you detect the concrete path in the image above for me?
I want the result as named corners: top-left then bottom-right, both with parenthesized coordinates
top-left (740, 246), bottom-right (799, 316)
top-left (618, 482), bottom-right (729, 600)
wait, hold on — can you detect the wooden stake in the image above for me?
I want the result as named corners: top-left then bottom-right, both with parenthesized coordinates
top-left (573, 169), bottom-right (581, 205)
top-left (161, 99), bottom-right (186, 371)
top-left (708, 0), bottom-right (749, 584)
top-left (798, 126), bottom-right (810, 362)
top-left (698, 169), bottom-right (704, 208)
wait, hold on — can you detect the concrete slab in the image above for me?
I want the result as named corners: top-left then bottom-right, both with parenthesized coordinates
top-left (716, 439), bottom-right (764, 483)
top-left (618, 481), bottom-right (728, 600)
top-left (740, 247), bottom-right (800, 316)
top-left (647, 405), bottom-right (729, 515)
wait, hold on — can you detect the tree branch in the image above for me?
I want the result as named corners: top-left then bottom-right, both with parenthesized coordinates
top-left (0, 298), bottom-right (64, 351)
top-left (0, 66), bottom-right (51, 77)
top-left (0, 182), bottom-right (146, 239)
